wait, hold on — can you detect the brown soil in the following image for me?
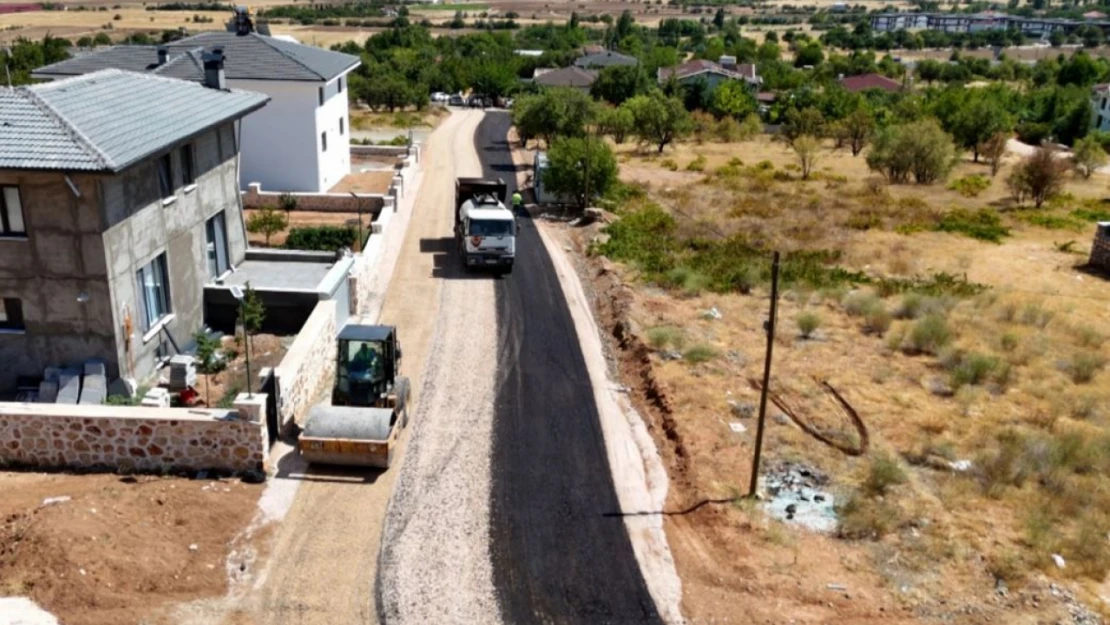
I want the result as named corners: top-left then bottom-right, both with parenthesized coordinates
top-left (192, 334), bottom-right (290, 408)
top-left (0, 471), bottom-right (262, 625)
top-left (330, 169), bottom-right (395, 195)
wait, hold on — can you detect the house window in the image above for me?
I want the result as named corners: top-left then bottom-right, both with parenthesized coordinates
top-left (156, 153), bottom-right (174, 199)
top-left (136, 253), bottom-right (171, 331)
top-left (0, 298), bottom-right (24, 331)
top-left (339, 117), bottom-right (345, 136)
top-left (205, 211), bottom-right (229, 279)
top-left (319, 86), bottom-right (325, 106)
top-left (1, 186), bottom-right (26, 236)
top-left (338, 77), bottom-right (344, 93)
top-left (321, 131), bottom-right (327, 152)
top-left (181, 144), bottom-right (196, 186)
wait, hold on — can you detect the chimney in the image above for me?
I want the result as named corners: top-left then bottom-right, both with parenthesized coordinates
top-left (202, 47), bottom-right (226, 90)
top-left (156, 45), bottom-right (169, 66)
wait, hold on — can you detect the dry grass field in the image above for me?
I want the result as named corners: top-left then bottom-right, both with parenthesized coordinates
top-left (564, 132), bottom-right (1110, 624)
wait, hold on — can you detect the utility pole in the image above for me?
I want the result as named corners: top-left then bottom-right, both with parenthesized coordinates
top-left (748, 251), bottom-right (780, 499)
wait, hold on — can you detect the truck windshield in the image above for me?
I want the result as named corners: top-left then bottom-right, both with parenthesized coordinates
top-left (469, 220), bottom-right (512, 236)
top-left (339, 340), bottom-right (385, 383)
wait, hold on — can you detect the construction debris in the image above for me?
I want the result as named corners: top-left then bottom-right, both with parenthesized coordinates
top-left (761, 462), bottom-right (837, 533)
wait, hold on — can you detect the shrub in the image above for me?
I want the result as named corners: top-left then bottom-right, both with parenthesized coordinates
top-left (935, 208), bottom-right (1009, 243)
top-left (714, 116), bottom-right (742, 142)
top-left (1019, 212), bottom-right (1083, 231)
top-left (683, 343), bottom-right (719, 363)
top-left (863, 302), bottom-right (893, 335)
top-left (905, 314), bottom-right (952, 355)
top-left (246, 206), bottom-right (288, 246)
top-left (663, 266), bottom-right (709, 296)
top-left (842, 290), bottom-right (879, 317)
top-left (797, 310), bottom-right (821, 338)
top-left (1009, 147), bottom-right (1068, 208)
top-left (837, 491), bottom-right (901, 540)
top-left (947, 175), bottom-right (991, 198)
top-left (975, 431), bottom-right (1029, 498)
top-left (947, 351), bottom-right (1003, 389)
top-left (1060, 352), bottom-right (1106, 384)
top-left (1072, 135), bottom-right (1108, 179)
top-left (685, 155), bottom-right (707, 172)
top-left (864, 451), bottom-right (909, 496)
top-left (1073, 325), bottom-right (1105, 349)
top-left (894, 293), bottom-right (926, 319)
top-left (646, 326), bottom-right (686, 351)
top-left (867, 119), bottom-right (960, 185)
top-left (1019, 303), bottom-right (1054, 328)
top-left (284, 225), bottom-right (358, 251)
top-left (661, 158), bottom-right (678, 171)
top-left (1071, 207), bottom-right (1110, 222)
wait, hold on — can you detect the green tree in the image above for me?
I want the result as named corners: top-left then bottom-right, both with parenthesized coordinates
top-left (591, 64), bottom-right (652, 105)
top-left (867, 119), bottom-right (960, 185)
top-left (193, 330), bottom-right (226, 406)
top-left (1009, 146), bottom-right (1067, 208)
top-left (782, 107), bottom-right (825, 144)
top-left (951, 94), bottom-right (1014, 162)
top-left (713, 7), bottom-right (726, 30)
top-left (545, 136), bottom-right (619, 211)
top-left (792, 135), bottom-right (821, 180)
top-left (709, 80), bottom-right (757, 120)
top-left (239, 282), bottom-right (266, 351)
top-left (597, 105), bottom-right (635, 144)
top-left (512, 88), bottom-right (596, 146)
top-left (980, 131), bottom-right (1009, 177)
top-left (470, 60), bottom-right (517, 98)
top-left (840, 107), bottom-right (875, 156)
top-left (625, 92), bottom-right (694, 153)
top-left (1073, 135), bottom-right (1108, 179)
top-left (794, 41), bottom-right (824, 67)
top-left (93, 32), bottom-right (112, 46)
top-left (246, 206), bottom-right (288, 247)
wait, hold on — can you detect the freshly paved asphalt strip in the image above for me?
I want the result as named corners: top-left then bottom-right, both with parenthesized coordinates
top-left (479, 113), bottom-right (665, 624)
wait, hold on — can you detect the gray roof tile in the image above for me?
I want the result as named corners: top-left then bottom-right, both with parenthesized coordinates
top-left (34, 32), bottom-right (359, 82)
top-left (1, 69), bottom-right (268, 172)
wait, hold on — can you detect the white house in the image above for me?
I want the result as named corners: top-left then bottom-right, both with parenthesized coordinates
top-left (1092, 84), bottom-right (1110, 132)
top-left (34, 30), bottom-right (360, 193)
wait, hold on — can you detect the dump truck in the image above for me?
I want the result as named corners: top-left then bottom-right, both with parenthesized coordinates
top-left (455, 177), bottom-right (516, 275)
top-left (298, 323), bottom-right (411, 469)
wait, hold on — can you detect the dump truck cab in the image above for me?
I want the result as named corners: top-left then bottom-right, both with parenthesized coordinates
top-left (455, 177), bottom-right (516, 274)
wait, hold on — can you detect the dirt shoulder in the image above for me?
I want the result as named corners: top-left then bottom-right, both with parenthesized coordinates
top-left (0, 471), bottom-right (262, 625)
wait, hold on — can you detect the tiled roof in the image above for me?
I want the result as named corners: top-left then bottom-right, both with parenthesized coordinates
top-left (534, 66), bottom-right (598, 88)
top-left (658, 59), bottom-right (759, 84)
top-left (574, 51), bottom-right (638, 68)
top-left (33, 32), bottom-right (359, 82)
top-left (0, 69), bottom-right (268, 172)
top-left (839, 73), bottom-right (902, 93)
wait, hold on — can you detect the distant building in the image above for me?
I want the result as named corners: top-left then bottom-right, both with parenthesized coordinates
top-left (515, 49), bottom-right (545, 57)
top-left (658, 56), bottom-right (761, 91)
top-left (574, 50), bottom-right (639, 69)
top-left (533, 66), bottom-right (598, 93)
top-left (870, 12), bottom-right (1107, 36)
top-left (1084, 10), bottom-right (1107, 20)
top-left (1091, 83), bottom-right (1110, 132)
top-left (839, 73), bottom-right (902, 93)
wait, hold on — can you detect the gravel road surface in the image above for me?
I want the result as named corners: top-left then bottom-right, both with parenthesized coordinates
top-left (479, 113), bottom-right (665, 624)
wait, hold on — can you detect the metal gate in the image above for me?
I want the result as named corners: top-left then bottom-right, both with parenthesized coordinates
top-left (260, 372), bottom-right (280, 447)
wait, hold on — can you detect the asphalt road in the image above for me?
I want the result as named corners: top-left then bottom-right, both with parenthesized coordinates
top-left (479, 113), bottom-right (664, 625)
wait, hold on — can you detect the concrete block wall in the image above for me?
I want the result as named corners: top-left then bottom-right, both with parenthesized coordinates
top-left (241, 182), bottom-right (386, 214)
top-left (0, 403), bottom-right (267, 473)
top-left (1090, 222), bottom-right (1110, 269)
top-left (272, 299), bottom-right (337, 429)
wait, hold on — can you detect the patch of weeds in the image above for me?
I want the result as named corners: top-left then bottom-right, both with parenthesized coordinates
top-left (837, 491), bottom-right (901, 540)
top-left (1018, 212), bottom-right (1084, 231)
top-left (1061, 512), bottom-right (1110, 580)
top-left (842, 290), bottom-right (879, 317)
top-left (935, 208), bottom-right (1010, 243)
top-left (663, 266), bottom-right (710, 296)
top-left (646, 326), bottom-right (686, 351)
top-left (683, 343), bottom-right (719, 363)
top-left (946, 351), bottom-right (1005, 389)
top-left (685, 154), bottom-right (707, 172)
top-left (844, 209), bottom-right (882, 231)
top-left (904, 314), bottom-right (953, 355)
top-left (999, 332), bottom-right (1020, 352)
top-left (947, 174), bottom-right (991, 198)
top-left (1059, 352), bottom-right (1106, 384)
top-left (894, 293), bottom-right (926, 319)
top-left (660, 158), bottom-right (678, 171)
top-left (863, 302), bottom-right (893, 336)
top-left (1072, 325), bottom-right (1105, 349)
top-left (988, 549), bottom-right (1031, 584)
top-left (1070, 207), bottom-right (1110, 222)
top-left (1068, 393), bottom-right (1101, 421)
top-left (1019, 303), bottom-right (1054, 329)
top-left (874, 273), bottom-right (986, 298)
top-left (975, 431), bottom-right (1030, 498)
top-left (797, 310), bottom-right (822, 339)
top-left (863, 451), bottom-right (909, 497)
top-left (217, 385), bottom-right (241, 409)
top-left (1054, 240), bottom-right (1080, 254)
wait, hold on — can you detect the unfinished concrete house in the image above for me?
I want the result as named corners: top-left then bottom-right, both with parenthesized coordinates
top-left (0, 65), bottom-right (268, 393)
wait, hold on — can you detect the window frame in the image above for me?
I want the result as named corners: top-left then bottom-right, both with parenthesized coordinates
top-left (205, 211), bottom-right (230, 280)
top-left (0, 186), bottom-right (27, 237)
top-left (339, 116), bottom-right (345, 136)
top-left (180, 143), bottom-right (196, 188)
top-left (0, 298), bottom-right (25, 332)
top-left (156, 153), bottom-right (174, 200)
top-left (135, 253), bottom-right (172, 333)
top-left (338, 77), bottom-right (344, 93)
top-left (319, 86), bottom-right (325, 106)
top-left (321, 131), bottom-right (328, 152)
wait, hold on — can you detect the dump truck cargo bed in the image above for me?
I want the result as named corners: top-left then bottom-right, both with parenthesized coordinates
top-left (299, 405), bottom-right (399, 468)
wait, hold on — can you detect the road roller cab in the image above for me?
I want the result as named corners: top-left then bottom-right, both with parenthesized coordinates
top-left (298, 323), bottom-right (412, 469)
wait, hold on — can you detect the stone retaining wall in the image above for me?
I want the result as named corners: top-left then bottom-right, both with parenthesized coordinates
top-left (241, 182), bottom-right (387, 214)
top-left (272, 300), bottom-right (337, 429)
top-left (1090, 222), bottom-right (1110, 270)
top-left (0, 403), bottom-right (267, 473)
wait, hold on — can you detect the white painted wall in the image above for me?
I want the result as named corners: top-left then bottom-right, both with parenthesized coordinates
top-left (1093, 93), bottom-right (1110, 132)
top-left (315, 72), bottom-right (353, 192)
top-left (231, 79), bottom-right (322, 193)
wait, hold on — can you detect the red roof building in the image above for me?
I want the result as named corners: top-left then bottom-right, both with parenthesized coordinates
top-left (839, 73), bottom-right (902, 93)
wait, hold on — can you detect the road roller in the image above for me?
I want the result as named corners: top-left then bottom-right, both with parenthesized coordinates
top-left (297, 323), bottom-right (411, 469)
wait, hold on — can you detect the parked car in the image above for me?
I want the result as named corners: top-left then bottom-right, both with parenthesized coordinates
top-left (431, 92), bottom-right (449, 103)
top-left (468, 95), bottom-right (487, 108)
top-left (449, 94), bottom-right (465, 106)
